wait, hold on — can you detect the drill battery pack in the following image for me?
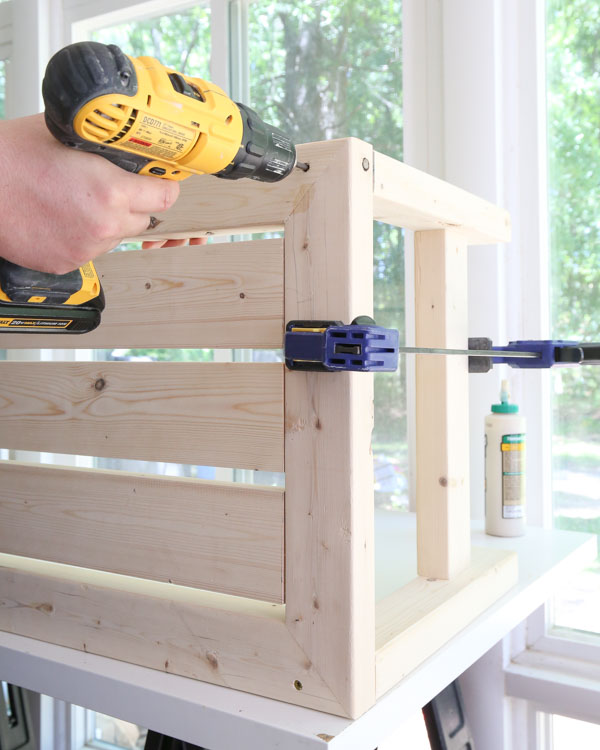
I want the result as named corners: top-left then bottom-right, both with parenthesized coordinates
top-left (0, 258), bottom-right (105, 333)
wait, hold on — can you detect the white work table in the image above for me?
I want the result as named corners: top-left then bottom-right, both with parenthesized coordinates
top-left (0, 511), bottom-right (595, 750)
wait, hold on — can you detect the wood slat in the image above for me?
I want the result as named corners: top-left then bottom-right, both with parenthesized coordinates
top-left (0, 462), bottom-right (284, 602)
top-left (128, 141), bottom-right (340, 241)
top-left (0, 556), bottom-right (344, 714)
top-left (375, 547), bottom-right (518, 698)
top-left (0, 362), bottom-right (283, 471)
top-left (373, 151), bottom-right (512, 244)
top-left (1, 239), bottom-right (283, 349)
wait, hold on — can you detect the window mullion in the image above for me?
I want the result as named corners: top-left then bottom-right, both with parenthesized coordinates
top-left (210, 0), bottom-right (230, 91)
top-left (501, 0), bottom-right (553, 529)
top-left (227, 0), bottom-right (248, 102)
top-left (6, 0), bottom-right (62, 117)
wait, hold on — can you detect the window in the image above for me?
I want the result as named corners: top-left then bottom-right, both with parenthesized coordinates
top-left (86, 710), bottom-right (147, 750)
top-left (547, 0), bottom-right (600, 635)
top-left (247, 0), bottom-right (406, 509)
top-left (552, 713), bottom-right (600, 747)
top-left (90, 5), bottom-right (211, 78)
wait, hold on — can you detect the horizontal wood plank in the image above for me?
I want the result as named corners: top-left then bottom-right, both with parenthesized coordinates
top-left (128, 141), bottom-right (340, 241)
top-left (1, 239), bottom-right (283, 350)
top-left (373, 151), bottom-right (511, 244)
top-left (0, 555), bottom-right (345, 715)
top-left (375, 547), bottom-right (518, 697)
top-left (0, 362), bottom-right (283, 471)
top-left (0, 462), bottom-right (284, 602)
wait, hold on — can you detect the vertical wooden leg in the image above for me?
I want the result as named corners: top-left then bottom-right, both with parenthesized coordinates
top-left (414, 229), bottom-right (470, 580)
top-left (284, 139), bottom-right (375, 718)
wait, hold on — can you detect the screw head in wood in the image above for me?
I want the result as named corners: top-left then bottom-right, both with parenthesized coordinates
top-left (362, 158), bottom-right (370, 171)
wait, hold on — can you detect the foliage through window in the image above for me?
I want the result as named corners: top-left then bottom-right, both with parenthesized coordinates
top-left (547, 0), bottom-right (600, 633)
top-left (91, 6), bottom-right (211, 77)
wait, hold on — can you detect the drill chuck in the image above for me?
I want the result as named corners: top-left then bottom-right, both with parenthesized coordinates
top-left (218, 102), bottom-right (297, 182)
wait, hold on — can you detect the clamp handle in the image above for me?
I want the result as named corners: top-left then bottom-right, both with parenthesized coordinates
top-left (468, 338), bottom-right (600, 372)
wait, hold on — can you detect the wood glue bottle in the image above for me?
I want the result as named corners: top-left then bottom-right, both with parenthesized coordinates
top-left (484, 379), bottom-right (526, 536)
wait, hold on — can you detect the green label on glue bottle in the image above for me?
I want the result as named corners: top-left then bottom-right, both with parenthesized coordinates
top-left (501, 433), bottom-right (525, 518)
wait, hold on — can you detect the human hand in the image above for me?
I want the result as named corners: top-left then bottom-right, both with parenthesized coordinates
top-left (0, 113), bottom-right (181, 273)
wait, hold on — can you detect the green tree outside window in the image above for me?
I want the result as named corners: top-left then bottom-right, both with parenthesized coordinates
top-left (547, 0), bottom-right (600, 632)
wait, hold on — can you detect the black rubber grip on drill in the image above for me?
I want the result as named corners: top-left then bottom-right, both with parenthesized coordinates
top-left (42, 41), bottom-right (151, 174)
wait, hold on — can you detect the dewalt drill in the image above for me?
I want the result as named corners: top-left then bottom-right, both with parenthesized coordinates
top-left (0, 41), bottom-right (305, 334)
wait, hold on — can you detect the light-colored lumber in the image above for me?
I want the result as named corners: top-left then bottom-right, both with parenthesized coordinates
top-left (0, 461), bottom-right (284, 603)
top-left (375, 546), bottom-right (518, 697)
top-left (129, 141), bottom-right (341, 241)
top-left (373, 151), bottom-right (511, 244)
top-left (284, 137), bottom-right (376, 719)
top-left (0, 362), bottom-right (283, 472)
top-left (1, 239), bottom-right (283, 350)
top-left (414, 229), bottom-right (471, 580)
top-left (0, 554), bottom-right (346, 715)
top-left (0, 137), bottom-right (519, 718)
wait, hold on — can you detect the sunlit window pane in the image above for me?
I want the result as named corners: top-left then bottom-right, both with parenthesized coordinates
top-left (552, 713), bottom-right (600, 748)
top-left (547, 0), bottom-right (600, 634)
top-left (91, 5), bottom-right (211, 78)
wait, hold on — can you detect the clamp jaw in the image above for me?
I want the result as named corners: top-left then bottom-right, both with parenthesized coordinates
top-left (284, 318), bottom-right (399, 372)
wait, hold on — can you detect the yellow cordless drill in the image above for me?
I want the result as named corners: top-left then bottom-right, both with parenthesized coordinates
top-left (0, 41), bottom-right (305, 334)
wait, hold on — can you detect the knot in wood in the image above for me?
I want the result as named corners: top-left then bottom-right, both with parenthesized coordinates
top-left (94, 378), bottom-right (106, 391)
top-left (206, 651), bottom-right (219, 671)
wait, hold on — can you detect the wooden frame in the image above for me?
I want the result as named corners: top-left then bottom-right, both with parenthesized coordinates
top-left (0, 138), bottom-right (517, 719)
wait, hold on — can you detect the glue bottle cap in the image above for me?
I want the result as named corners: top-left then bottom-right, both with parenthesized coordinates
top-left (491, 378), bottom-right (519, 413)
